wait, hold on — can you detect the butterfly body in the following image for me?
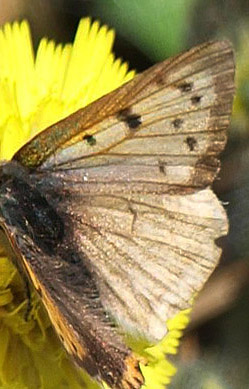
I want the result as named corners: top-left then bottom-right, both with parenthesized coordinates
top-left (0, 40), bottom-right (235, 388)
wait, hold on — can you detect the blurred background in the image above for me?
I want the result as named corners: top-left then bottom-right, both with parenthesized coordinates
top-left (1, 1), bottom-right (249, 388)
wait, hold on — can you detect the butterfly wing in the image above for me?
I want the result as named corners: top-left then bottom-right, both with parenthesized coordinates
top-left (15, 39), bottom-right (234, 181)
top-left (21, 39), bottom-right (234, 338)
top-left (6, 40), bottom-right (235, 387)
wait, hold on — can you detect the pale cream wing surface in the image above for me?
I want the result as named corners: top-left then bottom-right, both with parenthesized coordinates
top-left (52, 188), bottom-right (227, 342)
top-left (33, 40), bottom-right (234, 342)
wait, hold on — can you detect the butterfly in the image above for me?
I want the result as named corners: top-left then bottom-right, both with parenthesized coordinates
top-left (0, 40), bottom-right (235, 388)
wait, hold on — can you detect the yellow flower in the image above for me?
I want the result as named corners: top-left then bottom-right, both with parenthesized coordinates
top-left (0, 19), bottom-right (190, 389)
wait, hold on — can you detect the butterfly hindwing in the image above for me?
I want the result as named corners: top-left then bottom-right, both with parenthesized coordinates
top-left (50, 185), bottom-right (228, 342)
top-left (0, 167), bottom-right (144, 389)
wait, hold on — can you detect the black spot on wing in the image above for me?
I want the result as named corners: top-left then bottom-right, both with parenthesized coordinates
top-left (83, 134), bottom-right (96, 146)
top-left (158, 160), bottom-right (166, 174)
top-left (191, 95), bottom-right (202, 105)
top-left (118, 108), bottom-right (142, 130)
top-left (185, 136), bottom-right (197, 151)
top-left (178, 82), bottom-right (193, 93)
top-left (172, 118), bottom-right (183, 129)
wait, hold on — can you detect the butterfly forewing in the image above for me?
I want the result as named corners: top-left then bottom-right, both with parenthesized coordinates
top-left (15, 40), bottom-right (233, 182)
top-left (0, 40), bottom-right (235, 388)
